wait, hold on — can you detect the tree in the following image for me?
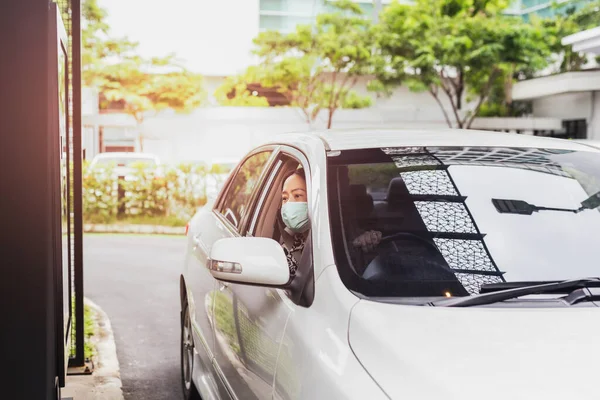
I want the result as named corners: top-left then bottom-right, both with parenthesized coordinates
top-left (540, 0), bottom-right (600, 74)
top-left (79, 0), bottom-right (206, 150)
top-left (373, 0), bottom-right (549, 129)
top-left (477, 1), bottom-right (600, 118)
top-left (98, 56), bottom-right (205, 151)
top-left (250, 0), bottom-right (375, 128)
top-left (214, 66), bottom-right (270, 107)
top-left (81, 0), bottom-right (138, 87)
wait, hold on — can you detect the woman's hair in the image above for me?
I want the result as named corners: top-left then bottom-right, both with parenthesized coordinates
top-left (282, 167), bottom-right (306, 189)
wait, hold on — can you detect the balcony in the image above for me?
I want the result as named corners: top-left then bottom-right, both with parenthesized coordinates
top-left (563, 26), bottom-right (600, 55)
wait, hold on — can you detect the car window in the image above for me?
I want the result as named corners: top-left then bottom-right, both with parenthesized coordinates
top-left (328, 146), bottom-right (600, 301)
top-left (248, 155), bottom-right (302, 240)
top-left (247, 154), bottom-right (316, 306)
top-left (219, 151), bottom-right (272, 230)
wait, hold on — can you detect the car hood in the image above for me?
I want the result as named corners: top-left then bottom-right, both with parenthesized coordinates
top-left (349, 300), bottom-right (600, 400)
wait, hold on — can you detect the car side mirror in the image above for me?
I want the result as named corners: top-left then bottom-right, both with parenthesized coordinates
top-left (208, 237), bottom-right (290, 287)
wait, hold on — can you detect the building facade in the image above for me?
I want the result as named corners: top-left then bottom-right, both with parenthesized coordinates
top-left (513, 27), bottom-right (600, 141)
top-left (506, 0), bottom-right (592, 19)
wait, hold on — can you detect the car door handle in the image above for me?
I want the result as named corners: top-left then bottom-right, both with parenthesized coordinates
top-left (192, 233), bottom-right (204, 251)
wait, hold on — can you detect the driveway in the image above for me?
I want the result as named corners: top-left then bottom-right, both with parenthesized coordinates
top-left (84, 234), bottom-right (187, 400)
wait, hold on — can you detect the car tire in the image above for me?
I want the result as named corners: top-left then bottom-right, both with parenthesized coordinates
top-left (181, 302), bottom-right (202, 400)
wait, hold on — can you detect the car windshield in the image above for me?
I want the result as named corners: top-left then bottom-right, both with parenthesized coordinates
top-left (327, 146), bottom-right (600, 300)
top-left (94, 157), bottom-right (156, 168)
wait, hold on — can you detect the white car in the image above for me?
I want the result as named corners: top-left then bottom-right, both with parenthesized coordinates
top-left (88, 152), bottom-right (162, 181)
top-left (180, 128), bottom-right (600, 400)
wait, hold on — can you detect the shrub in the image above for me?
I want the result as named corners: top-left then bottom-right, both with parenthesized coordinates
top-left (83, 161), bottom-right (216, 225)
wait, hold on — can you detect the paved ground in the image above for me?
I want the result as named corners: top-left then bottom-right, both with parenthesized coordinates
top-left (84, 234), bottom-right (187, 400)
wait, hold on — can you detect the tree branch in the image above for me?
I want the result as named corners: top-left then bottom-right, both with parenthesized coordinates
top-left (429, 86), bottom-right (453, 128)
top-left (328, 70), bottom-right (338, 111)
top-left (438, 71), bottom-right (462, 128)
top-left (333, 73), bottom-right (353, 110)
top-left (465, 67), bottom-right (501, 129)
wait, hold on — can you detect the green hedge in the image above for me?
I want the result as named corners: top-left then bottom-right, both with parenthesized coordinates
top-left (83, 161), bottom-right (216, 225)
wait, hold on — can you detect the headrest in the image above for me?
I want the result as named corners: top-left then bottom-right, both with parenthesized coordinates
top-left (350, 184), bottom-right (374, 216)
top-left (350, 184), bottom-right (367, 198)
top-left (387, 177), bottom-right (411, 204)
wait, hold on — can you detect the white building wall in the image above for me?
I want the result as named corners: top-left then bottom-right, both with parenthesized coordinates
top-left (590, 91), bottom-right (600, 139)
top-left (119, 106), bottom-right (453, 164)
top-left (532, 91), bottom-right (600, 139)
top-left (532, 92), bottom-right (592, 120)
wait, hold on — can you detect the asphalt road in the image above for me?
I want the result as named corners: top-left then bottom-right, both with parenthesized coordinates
top-left (84, 234), bottom-right (187, 400)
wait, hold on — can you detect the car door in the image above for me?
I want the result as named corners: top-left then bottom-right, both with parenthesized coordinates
top-left (212, 149), bottom-right (313, 399)
top-left (197, 149), bottom-right (277, 398)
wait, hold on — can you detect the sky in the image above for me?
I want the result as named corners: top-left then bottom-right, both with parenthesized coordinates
top-left (97, 0), bottom-right (259, 76)
top-left (98, 0), bottom-right (204, 70)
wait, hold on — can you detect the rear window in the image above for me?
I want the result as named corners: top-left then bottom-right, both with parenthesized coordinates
top-left (327, 146), bottom-right (600, 299)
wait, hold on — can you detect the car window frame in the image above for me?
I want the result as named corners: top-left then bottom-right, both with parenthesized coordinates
top-left (245, 146), bottom-right (312, 236)
top-left (243, 145), bottom-right (315, 307)
top-left (212, 146), bottom-right (279, 235)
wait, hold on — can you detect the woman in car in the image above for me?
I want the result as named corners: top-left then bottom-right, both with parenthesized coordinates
top-left (280, 167), bottom-right (382, 276)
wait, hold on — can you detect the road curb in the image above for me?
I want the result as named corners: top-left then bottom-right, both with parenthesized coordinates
top-left (84, 223), bottom-right (185, 235)
top-left (62, 298), bottom-right (125, 399)
top-left (87, 297), bottom-right (124, 399)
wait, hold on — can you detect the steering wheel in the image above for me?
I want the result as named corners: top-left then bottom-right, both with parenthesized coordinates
top-left (378, 232), bottom-right (439, 253)
top-left (362, 232), bottom-right (442, 281)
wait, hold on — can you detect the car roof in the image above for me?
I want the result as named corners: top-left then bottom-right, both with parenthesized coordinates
top-left (573, 139), bottom-right (600, 150)
top-left (265, 128), bottom-right (600, 153)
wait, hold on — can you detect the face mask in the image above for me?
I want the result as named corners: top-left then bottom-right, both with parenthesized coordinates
top-left (281, 202), bottom-right (310, 233)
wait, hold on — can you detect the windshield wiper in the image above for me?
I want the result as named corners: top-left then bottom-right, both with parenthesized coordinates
top-left (492, 190), bottom-right (600, 215)
top-left (431, 278), bottom-right (600, 307)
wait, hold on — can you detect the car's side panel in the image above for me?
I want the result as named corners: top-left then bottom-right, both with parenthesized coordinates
top-left (213, 281), bottom-right (292, 400)
top-left (273, 265), bottom-right (388, 400)
top-left (184, 210), bottom-right (229, 399)
top-left (196, 148), bottom-right (279, 399)
top-left (211, 150), bottom-right (292, 399)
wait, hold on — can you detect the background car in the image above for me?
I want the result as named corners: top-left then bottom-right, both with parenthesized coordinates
top-left (180, 129), bottom-right (600, 400)
top-left (88, 152), bottom-right (162, 181)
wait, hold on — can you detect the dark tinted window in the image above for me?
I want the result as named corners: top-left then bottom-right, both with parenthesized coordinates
top-left (328, 146), bottom-right (600, 300)
top-left (220, 151), bottom-right (272, 230)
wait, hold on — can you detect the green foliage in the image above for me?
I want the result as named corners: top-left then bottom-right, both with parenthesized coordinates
top-left (84, 304), bottom-right (96, 360)
top-left (348, 163), bottom-right (400, 188)
top-left (341, 90), bottom-right (373, 109)
top-left (98, 57), bottom-right (205, 124)
top-left (81, 0), bottom-right (205, 150)
top-left (97, 57), bottom-right (205, 150)
top-left (81, 0), bottom-right (139, 87)
top-left (223, 0), bottom-right (376, 128)
top-left (214, 67), bottom-right (270, 107)
top-left (83, 162), bottom-right (216, 225)
top-left (538, 0), bottom-right (600, 73)
top-left (120, 162), bottom-right (171, 218)
top-left (373, 0), bottom-right (550, 128)
top-left (478, 1), bottom-right (600, 117)
top-left (83, 161), bottom-right (118, 223)
top-left (477, 68), bottom-right (532, 117)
